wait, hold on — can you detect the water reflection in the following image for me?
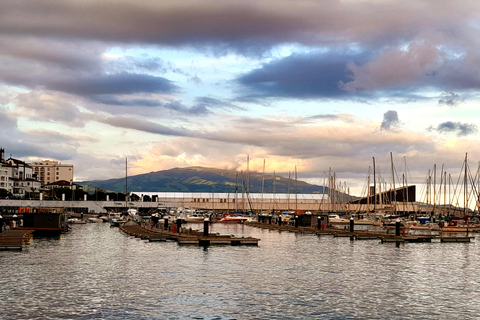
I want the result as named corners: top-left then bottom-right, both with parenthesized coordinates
top-left (0, 223), bottom-right (479, 319)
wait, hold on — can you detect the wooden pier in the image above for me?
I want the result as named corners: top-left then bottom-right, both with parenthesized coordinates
top-left (245, 221), bottom-right (475, 243)
top-left (119, 224), bottom-right (260, 246)
top-left (0, 230), bottom-right (34, 251)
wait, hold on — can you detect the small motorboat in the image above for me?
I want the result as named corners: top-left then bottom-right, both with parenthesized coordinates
top-left (86, 216), bottom-right (103, 223)
top-left (328, 214), bottom-right (350, 225)
top-left (217, 213), bottom-right (250, 223)
top-left (184, 213), bottom-right (206, 223)
top-left (67, 218), bottom-right (87, 224)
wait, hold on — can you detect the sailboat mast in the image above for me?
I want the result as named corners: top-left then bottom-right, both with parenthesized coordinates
top-left (390, 152), bottom-right (396, 215)
top-left (295, 165), bottom-right (298, 212)
top-left (288, 171), bottom-right (291, 210)
top-left (235, 171), bottom-right (238, 212)
top-left (373, 157), bottom-right (376, 212)
top-left (367, 169), bottom-right (370, 212)
top-left (465, 153), bottom-right (468, 216)
top-left (272, 170), bottom-right (277, 211)
top-left (433, 164), bottom-right (436, 215)
top-left (246, 155), bottom-right (250, 195)
top-left (125, 157), bottom-right (128, 209)
top-left (261, 159), bottom-right (265, 213)
top-left (273, 171), bottom-right (276, 212)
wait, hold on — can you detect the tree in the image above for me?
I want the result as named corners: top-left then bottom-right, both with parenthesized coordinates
top-left (130, 193), bottom-right (140, 201)
top-left (0, 188), bottom-right (12, 199)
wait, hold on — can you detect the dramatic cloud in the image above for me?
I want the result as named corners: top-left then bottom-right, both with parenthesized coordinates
top-left (13, 92), bottom-right (85, 126)
top-left (237, 51), bottom-right (365, 99)
top-left (99, 116), bottom-right (193, 137)
top-left (2, 0), bottom-right (480, 197)
top-left (435, 121), bottom-right (477, 136)
top-left (380, 110), bottom-right (399, 131)
top-left (438, 92), bottom-right (463, 107)
top-left (341, 43), bottom-right (438, 94)
top-left (48, 72), bottom-right (178, 96)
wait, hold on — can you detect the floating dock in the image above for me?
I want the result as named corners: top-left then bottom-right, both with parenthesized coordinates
top-left (119, 224), bottom-right (260, 246)
top-left (245, 221), bottom-right (474, 244)
top-left (0, 229), bottom-right (34, 251)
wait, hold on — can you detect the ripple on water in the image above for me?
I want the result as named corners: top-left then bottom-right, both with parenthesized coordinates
top-left (1, 223), bottom-right (480, 319)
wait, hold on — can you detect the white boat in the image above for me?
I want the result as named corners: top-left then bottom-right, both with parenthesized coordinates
top-left (68, 218), bottom-right (87, 224)
top-left (328, 214), bottom-right (350, 224)
top-left (184, 213), bottom-right (205, 223)
top-left (86, 216), bottom-right (103, 223)
top-left (109, 212), bottom-right (128, 227)
top-left (217, 213), bottom-right (250, 223)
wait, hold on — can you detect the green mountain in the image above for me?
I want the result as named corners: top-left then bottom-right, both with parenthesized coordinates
top-left (80, 166), bottom-right (326, 194)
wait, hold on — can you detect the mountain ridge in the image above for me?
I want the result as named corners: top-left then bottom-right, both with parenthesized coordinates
top-left (80, 166), bottom-right (326, 194)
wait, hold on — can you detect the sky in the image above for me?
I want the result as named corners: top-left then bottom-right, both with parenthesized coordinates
top-left (2, 0), bottom-right (480, 201)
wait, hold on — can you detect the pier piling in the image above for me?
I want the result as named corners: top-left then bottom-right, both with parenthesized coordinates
top-left (203, 218), bottom-right (209, 237)
top-left (395, 220), bottom-right (401, 237)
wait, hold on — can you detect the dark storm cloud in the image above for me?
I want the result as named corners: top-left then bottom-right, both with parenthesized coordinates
top-left (237, 51), bottom-right (368, 99)
top-left (435, 121), bottom-right (477, 136)
top-left (380, 110), bottom-right (399, 131)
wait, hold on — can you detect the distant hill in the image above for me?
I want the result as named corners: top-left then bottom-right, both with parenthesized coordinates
top-left (80, 166), bottom-right (326, 194)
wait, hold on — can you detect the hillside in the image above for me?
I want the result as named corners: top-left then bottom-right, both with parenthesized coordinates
top-left (80, 166), bottom-right (326, 194)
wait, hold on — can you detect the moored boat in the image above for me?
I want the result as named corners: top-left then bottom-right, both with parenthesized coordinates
top-left (328, 214), bottom-right (350, 225)
top-left (68, 217), bottom-right (87, 224)
top-left (216, 212), bottom-right (250, 223)
top-left (184, 213), bottom-right (206, 223)
top-left (16, 207), bottom-right (69, 236)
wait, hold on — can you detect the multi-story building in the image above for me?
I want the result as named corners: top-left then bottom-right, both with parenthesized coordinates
top-left (0, 165), bottom-right (12, 194)
top-left (1, 153), bottom-right (41, 197)
top-left (0, 148), bottom-right (12, 195)
top-left (29, 160), bottom-right (74, 186)
top-left (5, 158), bottom-right (41, 197)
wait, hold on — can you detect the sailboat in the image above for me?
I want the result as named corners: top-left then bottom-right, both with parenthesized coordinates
top-left (109, 157), bottom-right (136, 227)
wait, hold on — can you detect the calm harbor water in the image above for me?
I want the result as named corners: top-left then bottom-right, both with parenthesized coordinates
top-left (1, 223), bottom-right (480, 320)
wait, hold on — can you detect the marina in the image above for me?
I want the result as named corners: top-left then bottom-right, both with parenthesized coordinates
top-left (2, 222), bottom-right (480, 319)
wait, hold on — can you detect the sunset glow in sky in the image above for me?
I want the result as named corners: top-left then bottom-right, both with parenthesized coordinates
top-left (2, 0), bottom-right (480, 197)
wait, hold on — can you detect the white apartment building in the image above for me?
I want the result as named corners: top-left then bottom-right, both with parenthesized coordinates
top-left (4, 158), bottom-right (42, 197)
top-left (0, 165), bottom-right (12, 194)
top-left (29, 160), bottom-right (74, 186)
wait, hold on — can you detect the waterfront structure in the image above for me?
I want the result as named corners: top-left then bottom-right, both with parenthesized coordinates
top-left (131, 192), bottom-right (328, 212)
top-left (29, 160), bottom-right (74, 186)
top-left (44, 180), bottom-right (80, 191)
